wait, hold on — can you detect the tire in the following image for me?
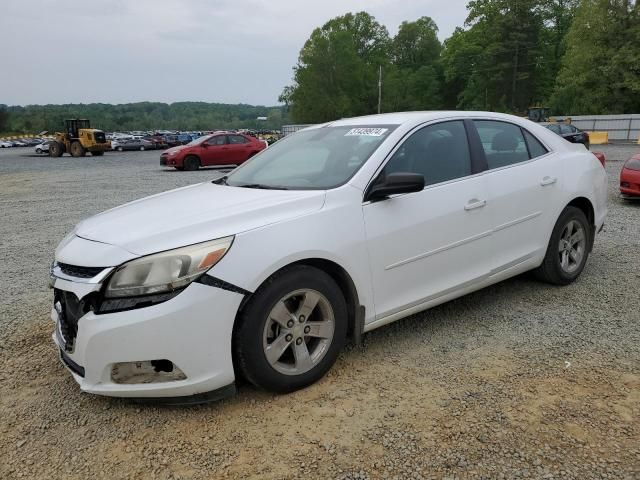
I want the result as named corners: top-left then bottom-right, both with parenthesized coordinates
top-left (533, 206), bottom-right (591, 285)
top-left (234, 265), bottom-right (348, 393)
top-left (91, 151), bottom-right (104, 156)
top-left (117, 146), bottom-right (123, 152)
top-left (35, 148), bottom-right (42, 154)
top-left (49, 142), bottom-right (63, 157)
top-left (70, 141), bottom-right (85, 157)
top-left (140, 146), bottom-right (145, 151)
top-left (183, 155), bottom-right (200, 171)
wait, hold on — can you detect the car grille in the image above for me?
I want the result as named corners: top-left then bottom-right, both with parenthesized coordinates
top-left (57, 262), bottom-right (105, 279)
top-left (54, 289), bottom-right (97, 352)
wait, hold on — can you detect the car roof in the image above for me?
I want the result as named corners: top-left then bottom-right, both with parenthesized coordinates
top-left (325, 111), bottom-right (530, 127)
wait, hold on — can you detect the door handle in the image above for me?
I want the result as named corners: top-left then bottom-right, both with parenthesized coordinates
top-left (464, 199), bottom-right (487, 211)
top-left (540, 176), bottom-right (557, 186)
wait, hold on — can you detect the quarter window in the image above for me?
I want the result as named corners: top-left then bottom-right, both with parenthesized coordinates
top-left (523, 130), bottom-right (548, 159)
top-left (383, 120), bottom-right (471, 186)
top-left (474, 120), bottom-right (530, 169)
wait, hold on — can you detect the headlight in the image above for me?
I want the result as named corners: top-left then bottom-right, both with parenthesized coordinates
top-left (104, 236), bottom-right (233, 298)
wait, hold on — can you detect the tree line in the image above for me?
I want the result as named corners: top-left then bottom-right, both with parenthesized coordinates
top-left (280, 0), bottom-right (640, 123)
top-left (0, 102), bottom-right (287, 134)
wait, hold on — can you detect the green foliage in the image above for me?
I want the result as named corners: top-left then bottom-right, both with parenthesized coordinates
top-left (0, 105), bottom-right (8, 132)
top-left (551, 0), bottom-right (640, 114)
top-left (2, 102), bottom-right (288, 134)
top-left (286, 12), bottom-right (392, 123)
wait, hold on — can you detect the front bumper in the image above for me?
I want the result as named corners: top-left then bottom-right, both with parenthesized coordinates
top-left (51, 279), bottom-right (243, 398)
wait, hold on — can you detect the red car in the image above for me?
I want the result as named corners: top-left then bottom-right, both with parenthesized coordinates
top-left (160, 132), bottom-right (267, 171)
top-left (620, 153), bottom-right (640, 199)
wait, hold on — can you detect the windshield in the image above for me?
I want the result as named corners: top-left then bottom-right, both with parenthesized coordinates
top-left (187, 135), bottom-right (208, 146)
top-left (225, 125), bottom-right (396, 190)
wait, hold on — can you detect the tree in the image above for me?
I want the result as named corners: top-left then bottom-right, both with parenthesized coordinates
top-left (551, 0), bottom-right (640, 114)
top-left (442, 0), bottom-right (547, 113)
top-left (383, 17), bottom-right (444, 111)
top-left (0, 106), bottom-right (8, 133)
top-left (282, 12), bottom-right (391, 123)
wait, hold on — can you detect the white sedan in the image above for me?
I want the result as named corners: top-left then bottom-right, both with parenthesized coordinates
top-left (50, 111), bottom-right (607, 402)
top-left (0, 140), bottom-right (12, 148)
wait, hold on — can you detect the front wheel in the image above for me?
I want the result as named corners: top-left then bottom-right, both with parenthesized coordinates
top-left (49, 142), bottom-right (63, 157)
top-left (533, 206), bottom-right (591, 285)
top-left (36, 148), bottom-right (42, 154)
top-left (117, 146), bottom-right (123, 152)
top-left (234, 265), bottom-right (347, 393)
top-left (183, 155), bottom-right (200, 171)
top-left (140, 146), bottom-right (145, 151)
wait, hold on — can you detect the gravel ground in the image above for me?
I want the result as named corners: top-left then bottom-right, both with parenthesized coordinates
top-left (0, 145), bottom-right (639, 480)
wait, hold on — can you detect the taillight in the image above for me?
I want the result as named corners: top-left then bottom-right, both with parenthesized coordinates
top-left (593, 152), bottom-right (606, 167)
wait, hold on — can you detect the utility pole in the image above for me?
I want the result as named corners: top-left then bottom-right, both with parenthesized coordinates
top-left (377, 65), bottom-right (382, 114)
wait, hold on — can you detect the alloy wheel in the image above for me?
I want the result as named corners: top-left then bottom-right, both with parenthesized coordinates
top-left (262, 289), bottom-right (335, 375)
top-left (558, 219), bottom-right (586, 274)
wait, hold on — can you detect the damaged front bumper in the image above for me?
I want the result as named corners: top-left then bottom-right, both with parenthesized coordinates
top-left (51, 269), bottom-right (243, 401)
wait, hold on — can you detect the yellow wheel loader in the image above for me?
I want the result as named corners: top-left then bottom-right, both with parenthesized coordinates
top-left (49, 119), bottom-right (111, 157)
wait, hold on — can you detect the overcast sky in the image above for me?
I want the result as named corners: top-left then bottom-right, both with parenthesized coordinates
top-left (0, 0), bottom-right (468, 106)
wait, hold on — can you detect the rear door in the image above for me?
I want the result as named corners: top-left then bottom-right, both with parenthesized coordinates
top-left (362, 120), bottom-right (494, 320)
top-left (227, 134), bottom-right (253, 163)
top-left (472, 119), bottom-right (562, 273)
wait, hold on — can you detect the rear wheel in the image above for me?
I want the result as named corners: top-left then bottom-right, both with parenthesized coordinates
top-left (140, 146), bottom-right (145, 151)
top-left (183, 155), bottom-right (200, 171)
top-left (70, 141), bottom-right (85, 157)
top-left (533, 206), bottom-right (590, 285)
top-left (117, 146), bottom-right (123, 152)
top-left (234, 265), bottom-right (347, 393)
top-left (91, 151), bottom-right (104, 156)
top-left (49, 142), bottom-right (63, 157)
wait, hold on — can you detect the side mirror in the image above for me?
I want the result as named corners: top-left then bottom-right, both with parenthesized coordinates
top-left (366, 172), bottom-right (425, 202)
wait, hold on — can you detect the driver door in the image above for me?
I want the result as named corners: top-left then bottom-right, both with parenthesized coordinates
top-left (362, 120), bottom-right (494, 321)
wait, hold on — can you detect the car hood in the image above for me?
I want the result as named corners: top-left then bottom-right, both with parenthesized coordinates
top-left (165, 145), bottom-right (189, 154)
top-left (75, 183), bottom-right (326, 256)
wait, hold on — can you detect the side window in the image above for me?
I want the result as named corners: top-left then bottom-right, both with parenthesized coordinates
top-left (228, 135), bottom-right (248, 144)
top-left (522, 130), bottom-right (548, 159)
top-left (206, 135), bottom-right (226, 146)
top-left (474, 120), bottom-right (529, 169)
top-left (383, 120), bottom-right (471, 186)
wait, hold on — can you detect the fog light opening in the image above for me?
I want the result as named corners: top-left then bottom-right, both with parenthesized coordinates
top-left (151, 359), bottom-right (174, 373)
top-left (111, 360), bottom-right (186, 384)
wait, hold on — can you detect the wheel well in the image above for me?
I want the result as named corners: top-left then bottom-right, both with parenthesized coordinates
top-left (566, 197), bottom-right (595, 248)
top-left (237, 258), bottom-right (363, 344)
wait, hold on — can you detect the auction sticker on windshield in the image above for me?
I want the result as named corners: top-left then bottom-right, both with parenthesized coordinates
top-left (345, 128), bottom-right (388, 136)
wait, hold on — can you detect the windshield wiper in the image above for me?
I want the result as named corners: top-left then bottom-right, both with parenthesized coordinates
top-left (212, 176), bottom-right (228, 185)
top-left (235, 183), bottom-right (289, 190)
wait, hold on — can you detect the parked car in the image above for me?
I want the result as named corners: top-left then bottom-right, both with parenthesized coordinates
top-left (50, 111), bottom-right (607, 402)
top-left (0, 141), bottom-right (12, 148)
top-left (142, 135), bottom-right (168, 149)
top-left (620, 153), bottom-right (640, 199)
top-left (35, 141), bottom-right (50, 154)
top-left (160, 132), bottom-right (267, 170)
top-left (112, 138), bottom-right (154, 151)
top-left (11, 140), bottom-right (27, 147)
top-left (543, 122), bottom-right (590, 149)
